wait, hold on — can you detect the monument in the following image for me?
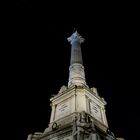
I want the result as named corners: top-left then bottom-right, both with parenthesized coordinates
top-left (27, 31), bottom-right (125, 140)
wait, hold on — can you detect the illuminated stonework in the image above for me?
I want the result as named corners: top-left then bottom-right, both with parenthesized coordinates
top-left (27, 31), bottom-right (125, 140)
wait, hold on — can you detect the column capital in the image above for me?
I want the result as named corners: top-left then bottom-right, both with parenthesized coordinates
top-left (67, 31), bottom-right (85, 44)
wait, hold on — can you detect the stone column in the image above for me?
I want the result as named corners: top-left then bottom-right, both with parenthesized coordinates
top-left (67, 31), bottom-right (87, 87)
top-left (27, 134), bottom-right (32, 140)
top-left (50, 104), bottom-right (56, 123)
top-left (101, 107), bottom-right (108, 127)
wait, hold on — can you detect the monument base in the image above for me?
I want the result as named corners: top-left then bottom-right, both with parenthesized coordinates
top-left (27, 112), bottom-right (117, 140)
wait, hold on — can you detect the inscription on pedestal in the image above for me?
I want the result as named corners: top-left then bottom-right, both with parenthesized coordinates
top-left (55, 99), bottom-right (71, 120)
top-left (90, 101), bottom-right (102, 122)
top-left (58, 104), bottom-right (68, 112)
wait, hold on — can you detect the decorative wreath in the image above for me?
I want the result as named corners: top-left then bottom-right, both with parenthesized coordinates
top-left (52, 122), bottom-right (58, 130)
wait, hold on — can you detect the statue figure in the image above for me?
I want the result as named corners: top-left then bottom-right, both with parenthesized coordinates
top-left (72, 112), bottom-right (92, 140)
top-left (80, 111), bottom-right (86, 123)
top-left (72, 116), bottom-right (78, 140)
top-left (72, 113), bottom-right (85, 140)
top-left (58, 85), bottom-right (67, 94)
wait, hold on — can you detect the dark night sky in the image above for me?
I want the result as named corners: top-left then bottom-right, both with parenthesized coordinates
top-left (2, 1), bottom-right (139, 140)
